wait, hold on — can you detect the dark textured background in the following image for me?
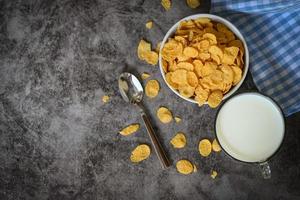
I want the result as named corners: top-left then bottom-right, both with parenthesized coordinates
top-left (0, 0), bottom-right (300, 199)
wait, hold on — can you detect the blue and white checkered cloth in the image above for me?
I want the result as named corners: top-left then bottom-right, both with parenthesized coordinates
top-left (210, 0), bottom-right (300, 116)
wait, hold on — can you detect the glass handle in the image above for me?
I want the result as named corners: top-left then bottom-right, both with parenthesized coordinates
top-left (259, 161), bottom-right (271, 179)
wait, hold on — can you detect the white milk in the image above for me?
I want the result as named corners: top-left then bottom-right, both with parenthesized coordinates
top-left (216, 93), bottom-right (285, 162)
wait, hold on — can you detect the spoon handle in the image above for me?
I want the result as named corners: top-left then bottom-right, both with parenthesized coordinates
top-left (140, 112), bottom-right (171, 169)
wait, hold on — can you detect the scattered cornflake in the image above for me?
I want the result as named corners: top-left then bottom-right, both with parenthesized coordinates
top-left (145, 21), bottom-right (153, 29)
top-left (170, 132), bottom-right (186, 148)
top-left (176, 159), bottom-right (194, 175)
top-left (161, 0), bottom-right (171, 11)
top-left (212, 139), bottom-right (222, 152)
top-left (141, 72), bottom-right (151, 80)
top-left (145, 79), bottom-right (160, 98)
top-left (137, 39), bottom-right (158, 65)
top-left (157, 107), bottom-right (173, 123)
top-left (199, 139), bottom-right (212, 157)
top-left (211, 170), bottom-right (218, 179)
top-left (130, 144), bottom-right (151, 163)
top-left (102, 95), bottom-right (110, 103)
top-left (175, 116), bottom-right (181, 123)
top-left (186, 0), bottom-right (200, 9)
top-left (193, 164), bottom-right (197, 172)
top-left (138, 39), bottom-right (151, 60)
top-left (119, 124), bottom-right (140, 136)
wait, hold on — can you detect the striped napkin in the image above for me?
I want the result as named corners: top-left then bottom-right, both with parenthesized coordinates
top-left (210, 0), bottom-right (300, 116)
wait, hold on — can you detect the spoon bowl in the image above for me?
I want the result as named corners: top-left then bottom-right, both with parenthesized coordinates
top-left (118, 72), bottom-right (143, 104)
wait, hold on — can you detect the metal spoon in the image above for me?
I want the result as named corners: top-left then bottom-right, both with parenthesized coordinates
top-left (118, 72), bottom-right (171, 169)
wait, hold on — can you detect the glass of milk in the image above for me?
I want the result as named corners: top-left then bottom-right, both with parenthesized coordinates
top-left (215, 92), bottom-right (285, 179)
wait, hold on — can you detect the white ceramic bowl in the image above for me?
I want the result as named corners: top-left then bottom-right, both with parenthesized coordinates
top-left (159, 14), bottom-right (249, 104)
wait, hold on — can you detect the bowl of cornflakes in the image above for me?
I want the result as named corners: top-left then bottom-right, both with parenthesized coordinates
top-left (159, 14), bottom-right (249, 108)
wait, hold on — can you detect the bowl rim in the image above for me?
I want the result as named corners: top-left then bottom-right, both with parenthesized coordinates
top-left (158, 13), bottom-right (249, 104)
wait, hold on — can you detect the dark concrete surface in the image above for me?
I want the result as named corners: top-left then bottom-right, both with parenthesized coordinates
top-left (0, 0), bottom-right (300, 199)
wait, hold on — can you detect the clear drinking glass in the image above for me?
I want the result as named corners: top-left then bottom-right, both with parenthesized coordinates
top-left (214, 92), bottom-right (285, 179)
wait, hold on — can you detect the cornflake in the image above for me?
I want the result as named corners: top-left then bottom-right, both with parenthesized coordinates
top-left (175, 116), bottom-right (182, 123)
top-left (137, 39), bottom-right (158, 65)
top-left (141, 72), bottom-right (151, 80)
top-left (145, 80), bottom-right (160, 98)
top-left (119, 124), bottom-right (140, 136)
top-left (161, 0), bottom-right (171, 11)
top-left (186, 0), bottom-right (200, 9)
top-left (170, 132), bottom-right (186, 148)
top-left (157, 107), bottom-right (173, 123)
top-left (212, 139), bottom-right (222, 152)
top-left (102, 95), bottom-right (110, 103)
top-left (199, 139), bottom-right (212, 157)
top-left (145, 21), bottom-right (153, 29)
top-left (130, 144), bottom-right (151, 163)
top-left (211, 170), bottom-right (218, 179)
top-left (176, 160), bottom-right (194, 175)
